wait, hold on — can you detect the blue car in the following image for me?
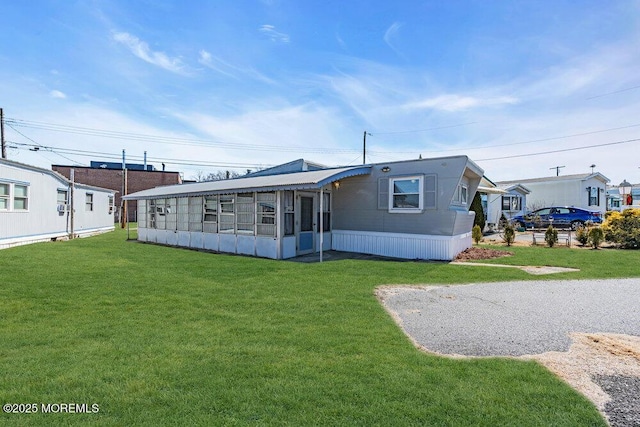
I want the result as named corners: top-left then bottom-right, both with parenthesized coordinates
top-left (512, 206), bottom-right (603, 230)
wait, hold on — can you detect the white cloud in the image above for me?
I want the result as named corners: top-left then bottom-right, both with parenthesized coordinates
top-left (112, 31), bottom-right (189, 75)
top-left (49, 90), bottom-right (66, 99)
top-left (404, 94), bottom-right (519, 112)
top-left (198, 49), bottom-right (277, 85)
top-left (383, 21), bottom-right (404, 56)
top-left (259, 25), bottom-right (290, 43)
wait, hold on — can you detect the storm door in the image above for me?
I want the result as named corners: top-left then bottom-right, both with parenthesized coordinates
top-left (297, 193), bottom-right (315, 254)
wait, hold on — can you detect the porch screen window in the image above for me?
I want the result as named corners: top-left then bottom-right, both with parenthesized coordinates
top-left (236, 193), bottom-right (255, 234)
top-left (219, 195), bottom-right (235, 233)
top-left (148, 200), bottom-right (157, 228)
top-left (165, 198), bottom-right (177, 230)
top-left (389, 176), bottom-right (423, 212)
top-left (189, 196), bottom-right (203, 232)
top-left (0, 183), bottom-right (8, 210)
top-left (138, 200), bottom-right (147, 228)
top-left (85, 193), bottom-right (93, 212)
top-left (155, 198), bottom-right (166, 229)
top-left (177, 198), bottom-right (189, 231)
top-left (317, 192), bottom-right (330, 232)
top-left (203, 195), bottom-right (218, 233)
top-left (284, 191), bottom-right (294, 235)
top-left (257, 192), bottom-right (276, 236)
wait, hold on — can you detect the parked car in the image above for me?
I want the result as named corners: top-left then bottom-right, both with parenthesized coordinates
top-left (511, 207), bottom-right (603, 230)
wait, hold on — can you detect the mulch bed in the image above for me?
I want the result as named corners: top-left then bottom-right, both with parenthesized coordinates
top-left (455, 247), bottom-right (514, 261)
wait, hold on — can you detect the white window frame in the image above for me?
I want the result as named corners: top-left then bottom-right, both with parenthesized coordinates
top-left (85, 193), bottom-right (94, 211)
top-left (13, 184), bottom-right (29, 211)
top-left (453, 183), bottom-right (468, 206)
top-left (58, 189), bottom-right (68, 206)
top-left (0, 182), bottom-right (9, 210)
top-left (388, 175), bottom-right (424, 213)
top-left (257, 192), bottom-right (277, 236)
top-left (501, 195), bottom-right (521, 212)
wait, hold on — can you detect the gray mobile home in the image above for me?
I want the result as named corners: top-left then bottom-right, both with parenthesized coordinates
top-left (0, 159), bottom-right (116, 249)
top-left (123, 156), bottom-right (483, 260)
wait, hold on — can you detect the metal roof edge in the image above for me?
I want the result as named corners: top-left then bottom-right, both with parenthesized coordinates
top-left (122, 165), bottom-right (372, 200)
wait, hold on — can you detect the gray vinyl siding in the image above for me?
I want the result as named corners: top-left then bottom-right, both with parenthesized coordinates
top-left (333, 156), bottom-right (479, 236)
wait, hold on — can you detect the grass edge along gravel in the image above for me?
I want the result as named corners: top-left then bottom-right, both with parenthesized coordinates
top-left (0, 229), bottom-right (624, 426)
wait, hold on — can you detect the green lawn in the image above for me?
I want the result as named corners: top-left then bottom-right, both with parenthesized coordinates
top-left (2, 230), bottom-right (635, 426)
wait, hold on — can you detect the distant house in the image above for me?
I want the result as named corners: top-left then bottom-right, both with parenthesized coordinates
top-left (607, 183), bottom-right (640, 211)
top-left (53, 161), bottom-right (182, 222)
top-left (494, 173), bottom-right (609, 214)
top-left (485, 183), bottom-right (531, 227)
top-left (1, 158), bottom-right (115, 249)
top-left (123, 156), bottom-right (484, 261)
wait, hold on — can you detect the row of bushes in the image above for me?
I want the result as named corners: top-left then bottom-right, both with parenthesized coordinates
top-left (473, 208), bottom-right (640, 249)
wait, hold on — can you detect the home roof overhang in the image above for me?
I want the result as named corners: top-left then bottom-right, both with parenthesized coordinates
top-left (122, 165), bottom-right (372, 200)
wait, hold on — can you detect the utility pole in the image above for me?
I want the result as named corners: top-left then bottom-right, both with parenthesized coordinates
top-left (1, 108), bottom-right (6, 159)
top-left (70, 168), bottom-right (75, 239)
top-left (363, 131), bottom-right (371, 165)
top-left (550, 165), bottom-right (565, 176)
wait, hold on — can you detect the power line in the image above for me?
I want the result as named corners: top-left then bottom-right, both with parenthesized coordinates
top-left (8, 142), bottom-right (275, 169)
top-left (372, 123), bottom-right (640, 154)
top-left (6, 117), bottom-right (360, 154)
top-left (8, 115), bottom-right (640, 158)
top-left (475, 137), bottom-right (640, 162)
top-left (586, 84), bottom-right (640, 100)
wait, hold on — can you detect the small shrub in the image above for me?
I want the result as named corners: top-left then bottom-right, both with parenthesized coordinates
top-left (472, 224), bottom-right (483, 245)
top-left (588, 227), bottom-right (604, 249)
top-left (603, 209), bottom-right (640, 249)
top-left (502, 223), bottom-right (515, 246)
top-left (499, 213), bottom-right (509, 230)
top-left (544, 225), bottom-right (558, 248)
top-left (575, 225), bottom-right (589, 246)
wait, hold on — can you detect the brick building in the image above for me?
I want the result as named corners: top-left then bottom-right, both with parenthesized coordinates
top-left (52, 162), bottom-right (182, 222)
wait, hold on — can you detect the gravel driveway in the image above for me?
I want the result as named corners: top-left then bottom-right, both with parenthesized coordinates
top-left (378, 278), bottom-right (640, 426)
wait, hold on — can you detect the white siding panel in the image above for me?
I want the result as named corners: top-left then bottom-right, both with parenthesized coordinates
top-left (203, 233), bottom-right (219, 251)
top-left (138, 227), bottom-right (148, 242)
top-left (177, 231), bottom-right (190, 247)
top-left (156, 230), bottom-right (168, 245)
top-left (282, 236), bottom-right (296, 259)
top-left (256, 237), bottom-right (278, 259)
top-left (146, 228), bottom-right (157, 243)
top-left (237, 235), bottom-right (255, 255)
top-left (166, 230), bottom-right (178, 246)
top-left (332, 229), bottom-right (471, 261)
top-left (219, 234), bottom-right (236, 253)
top-left (190, 232), bottom-right (204, 249)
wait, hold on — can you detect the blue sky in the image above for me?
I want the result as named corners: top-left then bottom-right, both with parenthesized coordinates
top-left (1, 0), bottom-right (639, 184)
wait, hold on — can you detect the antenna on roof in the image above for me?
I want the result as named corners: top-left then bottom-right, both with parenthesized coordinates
top-left (550, 165), bottom-right (565, 176)
top-left (590, 164), bottom-right (596, 173)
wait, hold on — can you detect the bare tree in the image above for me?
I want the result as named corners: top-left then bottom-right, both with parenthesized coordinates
top-left (192, 170), bottom-right (242, 182)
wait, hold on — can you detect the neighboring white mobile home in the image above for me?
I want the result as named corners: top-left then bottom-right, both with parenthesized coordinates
top-left (495, 173), bottom-right (609, 214)
top-left (123, 156), bottom-right (483, 261)
top-left (485, 183), bottom-right (530, 227)
top-left (0, 159), bottom-right (116, 249)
